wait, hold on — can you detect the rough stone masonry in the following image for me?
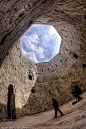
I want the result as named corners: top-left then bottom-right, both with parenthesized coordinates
top-left (0, 0), bottom-right (86, 120)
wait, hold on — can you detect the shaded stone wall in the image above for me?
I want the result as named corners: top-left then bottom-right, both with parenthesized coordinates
top-left (0, 0), bottom-right (86, 66)
top-left (0, 40), bottom-right (38, 119)
top-left (0, 0), bottom-right (55, 66)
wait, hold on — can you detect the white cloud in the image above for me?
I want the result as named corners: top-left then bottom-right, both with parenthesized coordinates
top-left (22, 32), bottom-right (39, 45)
top-left (21, 34), bottom-right (39, 51)
top-left (25, 52), bottom-right (38, 63)
top-left (37, 47), bottom-right (45, 59)
top-left (21, 33), bottom-right (45, 63)
top-left (42, 35), bottom-right (49, 42)
top-left (28, 33), bottom-right (39, 45)
top-left (49, 26), bottom-right (57, 36)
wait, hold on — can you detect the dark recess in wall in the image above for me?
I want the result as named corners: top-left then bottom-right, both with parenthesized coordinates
top-left (73, 53), bottom-right (78, 59)
top-left (49, 90), bottom-right (51, 95)
top-left (83, 64), bottom-right (86, 68)
top-left (31, 87), bottom-right (36, 93)
top-left (28, 75), bottom-right (32, 80)
top-left (57, 87), bottom-right (60, 92)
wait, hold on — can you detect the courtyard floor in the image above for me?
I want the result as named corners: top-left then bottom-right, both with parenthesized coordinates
top-left (0, 92), bottom-right (86, 129)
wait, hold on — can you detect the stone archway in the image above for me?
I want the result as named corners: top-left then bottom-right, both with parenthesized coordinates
top-left (7, 84), bottom-right (15, 118)
top-left (70, 81), bottom-right (83, 94)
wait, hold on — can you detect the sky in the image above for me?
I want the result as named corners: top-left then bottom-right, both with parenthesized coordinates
top-left (20, 24), bottom-right (61, 63)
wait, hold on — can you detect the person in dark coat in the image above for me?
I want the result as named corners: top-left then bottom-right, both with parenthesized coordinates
top-left (11, 108), bottom-right (16, 120)
top-left (52, 98), bottom-right (64, 118)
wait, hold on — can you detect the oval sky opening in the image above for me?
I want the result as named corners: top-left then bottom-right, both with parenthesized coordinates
top-left (20, 24), bottom-right (61, 63)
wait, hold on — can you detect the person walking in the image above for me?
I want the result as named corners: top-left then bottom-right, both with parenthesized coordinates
top-left (52, 98), bottom-right (64, 118)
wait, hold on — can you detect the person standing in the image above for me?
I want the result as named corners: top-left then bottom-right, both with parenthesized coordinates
top-left (52, 98), bottom-right (64, 118)
top-left (11, 108), bottom-right (16, 120)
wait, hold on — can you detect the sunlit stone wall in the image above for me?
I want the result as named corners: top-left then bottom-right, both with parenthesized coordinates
top-left (34, 22), bottom-right (86, 107)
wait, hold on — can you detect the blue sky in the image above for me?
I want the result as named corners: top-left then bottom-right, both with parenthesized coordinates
top-left (20, 24), bottom-right (61, 63)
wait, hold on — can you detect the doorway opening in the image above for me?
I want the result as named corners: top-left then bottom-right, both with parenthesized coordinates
top-left (7, 84), bottom-right (15, 118)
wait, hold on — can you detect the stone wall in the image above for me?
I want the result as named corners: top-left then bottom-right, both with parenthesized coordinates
top-left (35, 48), bottom-right (86, 107)
top-left (0, 0), bottom-right (55, 66)
top-left (0, 30), bottom-right (86, 119)
top-left (0, 40), bottom-right (38, 119)
top-left (0, 0), bottom-right (86, 120)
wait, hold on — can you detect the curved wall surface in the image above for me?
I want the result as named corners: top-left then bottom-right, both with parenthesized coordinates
top-left (0, 0), bottom-right (86, 119)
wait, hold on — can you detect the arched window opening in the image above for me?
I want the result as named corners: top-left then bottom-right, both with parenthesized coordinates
top-left (70, 82), bottom-right (82, 95)
top-left (28, 75), bottom-right (32, 80)
top-left (74, 85), bottom-right (82, 95)
top-left (73, 53), bottom-right (78, 59)
top-left (49, 90), bottom-right (51, 95)
top-left (31, 87), bottom-right (36, 93)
